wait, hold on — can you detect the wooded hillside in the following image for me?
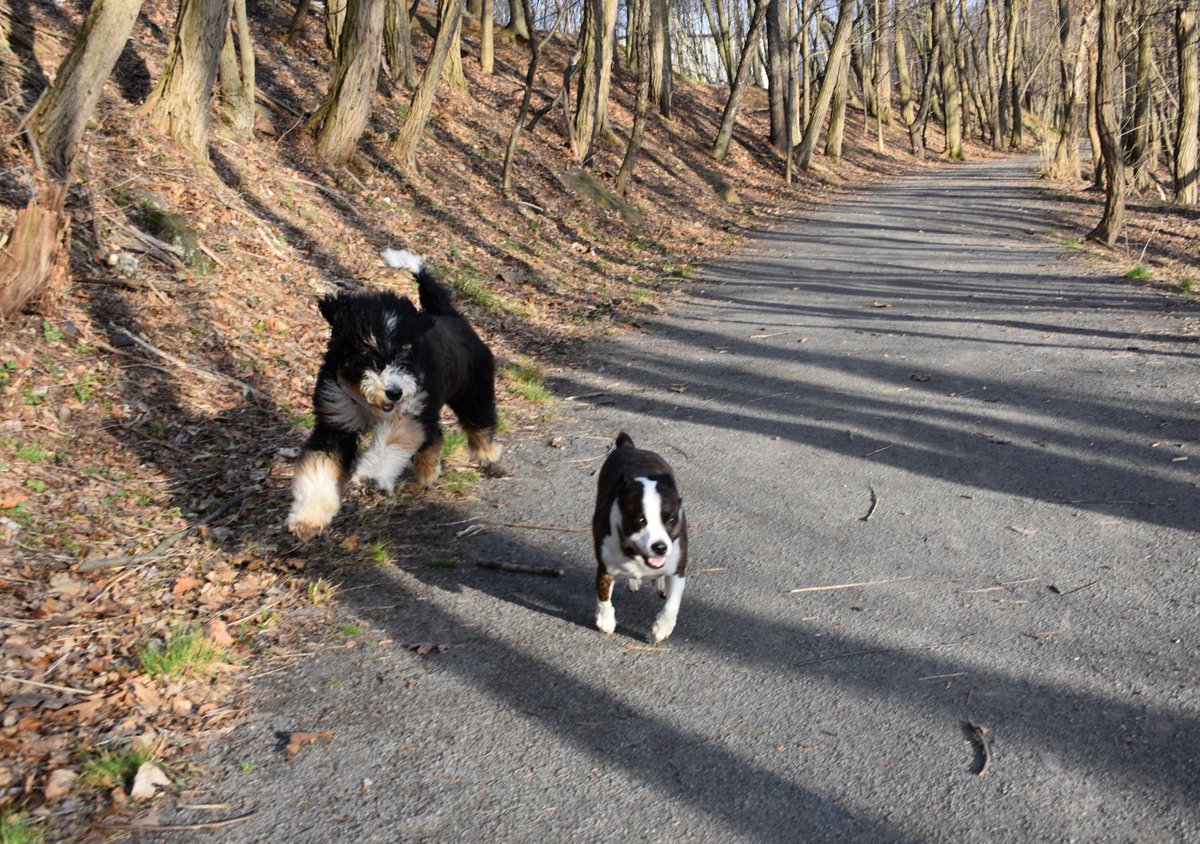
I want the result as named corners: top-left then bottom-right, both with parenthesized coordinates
top-left (0, 0), bottom-right (1195, 837)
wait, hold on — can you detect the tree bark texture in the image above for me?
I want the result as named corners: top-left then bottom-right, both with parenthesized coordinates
top-left (384, 0), bottom-right (417, 87)
top-left (825, 48), bottom-right (849, 161)
top-left (894, 15), bottom-right (916, 125)
top-left (1089, 0), bottom-right (1126, 244)
top-left (573, 0), bottom-right (619, 164)
top-left (1128, 0), bottom-right (1155, 188)
top-left (795, 0), bottom-right (855, 170)
top-left (391, 0), bottom-right (465, 172)
top-left (218, 0), bottom-right (256, 140)
top-left (140, 0), bottom-right (233, 160)
top-left (648, 0), bottom-right (673, 117)
top-left (1176, 0), bottom-right (1199, 204)
top-left (28, 0), bottom-right (144, 180)
top-left (616, 0), bottom-right (653, 192)
top-left (710, 0), bottom-right (770, 161)
top-left (480, 0), bottom-right (494, 74)
top-left (932, 0), bottom-right (964, 158)
top-left (1047, 0), bottom-right (1083, 180)
top-left (0, 183), bottom-right (69, 321)
top-left (875, 0), bottom-right (893, 125)
top-left (326, 0), bottom-right (347, 55)
top-left (1002, 0), bottom-right (1022, 146)
top-left (766, 0), bottom-right (790, 149)
top-left (310, 0), bottom-right (386, 165)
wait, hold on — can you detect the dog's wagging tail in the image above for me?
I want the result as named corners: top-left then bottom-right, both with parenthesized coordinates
top-left (287, 249), bottom-right (501, 538)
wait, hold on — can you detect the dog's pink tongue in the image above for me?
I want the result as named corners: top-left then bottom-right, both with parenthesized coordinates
top-left (648, 556), bottom-right (666, 568)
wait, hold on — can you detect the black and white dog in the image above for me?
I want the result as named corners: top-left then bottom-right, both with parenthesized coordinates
top-left (287, 249), bottom-right (501, 538)
top-left (592, 432), bottom-right (688, 643)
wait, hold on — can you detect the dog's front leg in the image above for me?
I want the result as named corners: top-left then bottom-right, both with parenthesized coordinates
top-left (351, 416), bottom-right (426, 493)
top-left (288, 431), bottom-right (356, 538)
top-left (595, 569), bottom-right (616, 634)
top-left (651, 575), bottom-right (686, 643)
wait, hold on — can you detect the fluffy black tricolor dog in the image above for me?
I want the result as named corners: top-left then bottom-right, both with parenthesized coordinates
top-left (592, 432), bottom-right (688, 643)
top-left (287, 249), bottom-right (501, 537)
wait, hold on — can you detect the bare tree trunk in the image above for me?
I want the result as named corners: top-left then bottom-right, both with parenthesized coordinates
top-left (1089, 0), bottom-right (1126, 244)
top-left (327, 0), bottom-right (347, 54)
top-left (218, 0), bottom-right (256, 140)
top-left (984, 0), bottom-right (1003, 147)
top-left (932, 0), bottom-right (963, 158)
top-left (480, 0), bottom-right (494, 74)
top-left (616, 0), bottom-right (652, 192)
top-left (1176, 0), bottom-right (1199, 205)
top-left (801, 0), bottom-right (812, 123)
top-left (287, 0), bottom-right (313, 45)
top-left (825, 48), bottom-right (849, 161)
top-left (1086, 39), bottom-right (1103, 186)
top-left (445, 2), bottom-right (467, 89)
top-left (711, 0), bottom-right (770, 160)
top-left (1128, 0), bottom-right (1154, 189)
top-left (648, 0), bottom-right (673, 117)
top-left (795, 0), bottom-right (855, 170)
top-left (895, 9), bottom-right (916, 125)
top-left (573, 0), bottom-right (619, 164)
top-left (1003, 0), bottom-right (1022, 146)
top-left (767, 0), bottom-right (789, 149)
top-left (699, 0), bottom-right (737, 84)
top-left (501, 0), bottom-right (539, 190)
top-left (909, 41), bottom-right (939, 157)
top-left (500, 0), bottom-right (530, 40)
top-left (391, 0), bottom-right (465, 171)
top-left (27, 0), bottom-right (143, 179)
top-left (875, 0), bottom-right (893, 126)
top-left (1047, 0), bottom-right (1085, 180)
top-left (384, 0), bottom-right (417, 87)
top-left (140, 0), bottom-right (233, 160)
top-left (309, 0), bottom-right (386, 165)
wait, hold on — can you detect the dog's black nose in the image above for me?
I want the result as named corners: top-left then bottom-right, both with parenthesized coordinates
top-left (385, 387), bottom-right (404, 401)
top-left (650, 541), bottom-right (668, 555)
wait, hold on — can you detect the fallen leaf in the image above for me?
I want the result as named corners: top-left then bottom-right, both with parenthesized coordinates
top-left (129, 761), bottom-right (171, 801)
top-left (172, 577), bottom-right (203, 597)
top-left (44, 768), bottom-right (77, 800)
top-left (285, 730), bottom-right (333, 759)
top-left (208, 618), bottom-right (234, 647)
top-left (48, 573), bottom-right (87, 599)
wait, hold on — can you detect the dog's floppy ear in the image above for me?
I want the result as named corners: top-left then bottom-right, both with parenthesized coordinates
top-left (317, 295), bottom-right (342, 326)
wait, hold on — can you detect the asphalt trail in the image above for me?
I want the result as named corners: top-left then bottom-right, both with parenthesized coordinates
top-left (153, 156), bottom-right (1199, 842)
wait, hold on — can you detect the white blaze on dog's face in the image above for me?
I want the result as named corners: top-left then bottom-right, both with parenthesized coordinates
top-left (614, 475), bottom-right (683, 569)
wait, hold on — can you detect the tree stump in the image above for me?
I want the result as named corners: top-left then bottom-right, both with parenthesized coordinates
top-left (0, 182), bottom-right (70, 321)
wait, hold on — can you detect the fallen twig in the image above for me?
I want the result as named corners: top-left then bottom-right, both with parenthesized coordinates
top-left (790, 576), bottom-right (912, 594)
top-left (860, 486), bottom-right (879, 522)
top-left (108, 323), bottom-right (258, 398)
top-left (1048, 580), bottom-right (1099, 596)
top-left (80, 489), bottom-right (258, 572)
top-left (476, 561), bottom-right (565, 577)
top-left (0, 673), bottom-right (92, 696)
top-left (98, 810), bottom-right (258, 833)
top-left (964, 721), bottom-right (992, 777)
top-left (482, 521), bottom-right (589, 534)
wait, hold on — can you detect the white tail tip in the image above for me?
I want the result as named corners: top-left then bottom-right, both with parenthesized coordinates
top-left (380, 248), bottom-right (425, 275)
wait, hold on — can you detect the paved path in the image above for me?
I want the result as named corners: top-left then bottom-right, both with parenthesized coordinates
top-left (157, 156), bottom-right (1199, 842)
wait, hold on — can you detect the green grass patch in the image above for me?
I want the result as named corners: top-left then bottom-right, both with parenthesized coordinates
top-left (74, 373), bottom-right (99, 402)
top-left (502, 362), bottom-right (552, 404)
top-left (1180, 277), bottom-right (1195, 295)
top-left (80, 746), bottom-right (157, 792)
top-left (14, 442), bottom-right (53, 463)
top-left (41, 321), bottom-right (64, 343)
top-left (137, 625), bottom-right (227, 680)
top-left (1125, 264), bottom-right (1152, 281)
top-left (24, 479), bottom-right (45, 493)
top-left (0, 811), bottom-right (43, 844)
top-left (367, 539), bottom-right (392, 566)
top-left (336, 625), bottom-right (364, 637)
top-left (1058, 237), bottom-right (1081, 248)
top-left (441, 430), bottom-right (467, 460)
top-left (441, 468), bottom-right (480, 496)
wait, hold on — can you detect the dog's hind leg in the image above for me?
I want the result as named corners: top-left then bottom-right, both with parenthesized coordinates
top-left (288, 432), bottom-right (356, 538)
top-left (596, 569), bottom-right (616, 634)
top-left (463, 424), bottom-right (502, 464)
top-left (651, 575), bottom-right (686, 643)
top-left (412, 432), bottom-right (443, 487)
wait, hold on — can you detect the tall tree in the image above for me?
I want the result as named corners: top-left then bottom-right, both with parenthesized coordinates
top-left (139, 0), bottom-right (233, 159)
top-left (502, 0), bottom-right (540, 190)
top-left (908, 41), bottom-right (940, 157)
top-left (217, 0), bottom-right (256, 140)
top-left (573, 0), bottom-right (619, 163)
top-left (309, 0), bottom-right (386, 165)
top-left (480, 0), bottom-right (495, 74)
top-left (1089, 0), bottom-right (1126, 244)
top-left (796, 0), bottom-right (856, 170)
top-left (710, 0), bottom-right (770, 161)
top-left (648, 0), bottom-right (673, 117)
top-left (391, 0), bottom-right (466, 171)
top-left (932, 0), bottom-right (964, 158)
top-left (616, 0), bottom-right (653, 192)
top-left (1128, 0), bottom-right (1155, 188)
top-left (1001, 0), bottom-right (1022, 146)
top-left (700, 0), bottom-right (738, 84)
top-left (825, 45), bottom-right (850, 161)
top-left (27, 0), bottom-right (143, 179)
top-left (766, 0), bottom-right (790, 149)
top-left (894, 9), bottom-right (917, 126)
top-left (1046, 0), bottom-right (1087, 181)
top-left (384, 0), bottom-right (417, 88)
top-left (1175, 0), bottom-right (1199, 204)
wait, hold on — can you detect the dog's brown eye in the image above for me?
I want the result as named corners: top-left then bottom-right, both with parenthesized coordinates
top-left (666, 514), bottom-right (678, 526)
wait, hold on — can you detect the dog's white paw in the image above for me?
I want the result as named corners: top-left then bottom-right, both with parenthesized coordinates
top-left (626, 577), bottom-right (641, 593)
top-left (596, 602), bottom-right (616, 635)
top-left (350, 467), bottom-right (397, 494)
top-left (287, 500), bottom-right (338, 539)
top-left (651, 612), bottom-right (677, 644)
